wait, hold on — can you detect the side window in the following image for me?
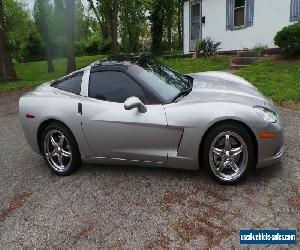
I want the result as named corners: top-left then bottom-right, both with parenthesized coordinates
top-left (54, 72), bottom-right (83, 95)
top-left (89, 71), bottom-right (147, 103)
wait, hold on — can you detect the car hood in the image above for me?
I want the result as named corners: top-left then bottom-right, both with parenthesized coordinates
top-left (180, 71), bottom-right (273, 108)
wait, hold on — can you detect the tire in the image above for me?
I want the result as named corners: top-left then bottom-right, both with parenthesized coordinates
top-left (202, 122), bottom-right (254, 184)
top-left (41, 122), bottom-right (81, 175)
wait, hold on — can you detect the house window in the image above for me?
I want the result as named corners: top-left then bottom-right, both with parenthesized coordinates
top-left (226, 0), bottom-right (254, 30)
top-left (290, 0), bottom-right (300, 22)
top-left (234, 0), bottom-right (245, 27)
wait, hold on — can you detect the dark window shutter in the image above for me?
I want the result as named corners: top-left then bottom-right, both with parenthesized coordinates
top-left (291, 0), bottom-right (300, 22)
top-left (245, 0), bottom-right (255, 27)
top-left (226, 0), bottom-right (234, 30)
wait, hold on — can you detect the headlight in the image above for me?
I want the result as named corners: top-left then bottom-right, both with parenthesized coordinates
top-left (254, 106), bottom-right (278, 123)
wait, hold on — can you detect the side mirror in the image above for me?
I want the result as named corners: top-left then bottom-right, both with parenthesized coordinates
top-left (124, 97), bottom-right (147, 113)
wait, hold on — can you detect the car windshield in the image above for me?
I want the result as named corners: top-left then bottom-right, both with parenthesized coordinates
top-left (129, 58), bottom-right (191, 103)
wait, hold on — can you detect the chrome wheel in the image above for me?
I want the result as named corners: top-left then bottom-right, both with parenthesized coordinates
top-left (209, 131), bottom-right (248, 182)
top-left (43, 130), bottom-right (72, 172)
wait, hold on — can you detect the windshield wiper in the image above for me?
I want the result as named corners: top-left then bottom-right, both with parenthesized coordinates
top-left (172, 86), bottom-right (193, 102)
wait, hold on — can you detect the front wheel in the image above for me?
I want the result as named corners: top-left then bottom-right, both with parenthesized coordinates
top-left (203, 123), bottom-right (254, 183)
top-left (41, 122), bottom-right (81, 175)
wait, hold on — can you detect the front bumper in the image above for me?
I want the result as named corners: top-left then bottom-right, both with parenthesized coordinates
top-left (255, 120), bottom-right (284, 168)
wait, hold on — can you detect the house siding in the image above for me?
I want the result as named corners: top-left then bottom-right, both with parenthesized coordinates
top-left (184, 0), bottom-right (297, 53)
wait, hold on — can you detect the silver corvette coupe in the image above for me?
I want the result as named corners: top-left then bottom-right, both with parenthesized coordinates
top-left (19, 55), bottom-right (284, 183)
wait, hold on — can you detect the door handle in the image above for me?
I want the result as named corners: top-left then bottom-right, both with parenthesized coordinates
top-left (78, 103), bottom-right (82, 115)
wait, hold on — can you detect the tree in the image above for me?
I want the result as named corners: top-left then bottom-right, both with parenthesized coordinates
top-left (165, 0), bottom-right (175, 51)
top-left (34, 0), bottom-right (54, 73)
top-left (4, 0), bottom-right (33, 61)
top-left (66, 0), bottom-right (76, 73)
top-left (149, 1), bottom-right (164, 55)
top-left (48, 0), bottom-right (88, 58)
top-left (0, 0), bottom-right (17, 81)
top-left (87, 0), bottom-right (109, 41)
top-left (147, 0), bottom-right (182, 54)
top-left (87, 0), bottom-right (119, 55)
top-left (110, 0), bottom-right (119, 55)
top-left (119, 0), bottom-right (147, 53)
top-left (51, 0), bottom-right (67, 58)
top-left (176, 0), bottom-right (183, 49)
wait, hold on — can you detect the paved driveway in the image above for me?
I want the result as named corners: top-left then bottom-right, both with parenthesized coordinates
top-left (0, 89), bottom-right (299, 249)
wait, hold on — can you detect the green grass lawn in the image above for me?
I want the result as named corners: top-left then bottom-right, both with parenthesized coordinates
top-left (0, 55), bottom-right (105, 92)
top-left (162, 56), bottom-right (230, 74)
top-left (236, 59), bottom-right (300, 104)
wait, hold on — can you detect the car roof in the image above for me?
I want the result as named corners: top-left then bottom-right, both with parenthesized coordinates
top-left (90, 54), bottom-right (150, 69)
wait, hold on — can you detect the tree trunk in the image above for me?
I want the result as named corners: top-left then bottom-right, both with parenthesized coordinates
top-left (177, 21), bottom-right (182, 49)
top-left (150, 3), bottom-right (164, 56)
top-left (0, 0), bottom-right (17, 81)
top-left (46, 43), bottom-right (54, 73)
top-left (111, 0), bottom-right (119, 56)
top-left (167, 20), bottom-right (172, 51)
top-left (177, 0), bottom-right (183, 49)
top-left (132, 31), bottom-right (139, 53)
top-left (100, 22), bottom-right (109, 41)
top-left (38, 0), bottom-right (54, 73)
top-left (66, 0), bottom-right (76, 73)
top-left (44, 39), bottom-right (54, 73)
top-left (128, 30), bottom-right (133, 54)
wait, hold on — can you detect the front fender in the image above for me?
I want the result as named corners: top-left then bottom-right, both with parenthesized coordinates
top-left (164, 101), bottom-right (267, 165)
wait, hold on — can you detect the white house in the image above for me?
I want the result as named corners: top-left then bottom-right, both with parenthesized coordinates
top-left (183, 0), bottom-right (300, 53)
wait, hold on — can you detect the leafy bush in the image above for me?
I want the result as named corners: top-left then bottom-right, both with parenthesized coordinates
top-left (77, 36), bottom-right (112, 56)
top-left (98, 40), bottom-right (112, 54)
top-left (196, 38), bottom-right (221, 57)
top-left (253, 43), bottom-right (268, 53)
top-left (274, 22), bottom-right (300, 56)
top-left (24, 30), bottom-right (44, 57)
top-left (78, 36), bottom-right (99, 55)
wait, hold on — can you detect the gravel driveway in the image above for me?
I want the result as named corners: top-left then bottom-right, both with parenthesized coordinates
top-left (0, 89), bottom-right (299, 249)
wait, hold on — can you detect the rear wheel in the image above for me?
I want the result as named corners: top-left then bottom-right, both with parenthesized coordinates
top-left (203, 122), bottom-right (254, 183)
top-left (41, 122), bottom-right (81, 175)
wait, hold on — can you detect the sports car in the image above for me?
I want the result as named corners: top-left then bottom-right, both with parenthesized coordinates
top-left (19, 55), bottom-right (284, 183)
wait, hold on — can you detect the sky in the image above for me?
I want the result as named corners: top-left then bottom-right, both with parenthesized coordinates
top-left (26, 0), bottom-right (34, 11)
